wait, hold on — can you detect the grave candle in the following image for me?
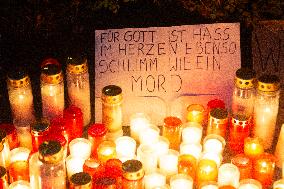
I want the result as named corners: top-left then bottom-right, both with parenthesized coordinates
top-left (182, 122), bottom-right (203, 144)
top-left (0, 130), bottom-right (10, 168)
top-left (207, 99), bottom-right (225, 114)
top-left (273, 179), bottom-right (284, 189)
top-left (253, 74), bottom-right (280, 150)
top-left (162, 116), bottom-right (182, 150)
top-left (200, 181), bottom-right (218, 189)
top-left (66, 155), bottom-right (85, 178)
top-left (94, 176), bottom-right (117, 189)
top-left (122, 160), bottom-right (144, 189)
top-left (159, 150), bottom-right (179, 177)
top-left (238, 179), bottom-right (262, 189)
top-left (207, 108), bottom-right (228, 138)
top-left (88, 123), bottom-right (107, 158)
top-left (0, 124), bottom-right (19, 150)
top-left (196, 159), bottom-right (218, 187)
top-left (201, 152), bottom-right (223, 168)
top-left (203, 134), bottom-right (226, 155)
top-left (0, 166), bottom-right (8, 188)
top-left (139, 124), bottom-right (160, 145)
top-left (218, 163), bottom-right (240, 188)
top-left (137, 144), bottom-right (158, 174)
top-left (170, 174), bottom-right (193, 189)
top-left (104, 159), bottom-right (122, 186)
top-left (154, 136), bottom-right (170, 158)
top-left (64, 105), bottom-right (83, 140)
top-left (180, 143), bottom-right (202, 160)
top-left (8, 180), bottom-right (31, 189)
top-left (83, 158), bottom-right (105, 179)
top-left (15, 126), bottom-right (32, 150)
top-left (115, 136), bottom-right (136, 160)
top-left (231, 154), bottom-right (252, 180)
top-left (50, 117), bottom-right (71, 145)
top-left (274, 124), bottom-right (284, 168)
top-left (186, 104), bottom-right (205, 124)
top-left (69, 138), bottom-right (92, 160)
top-left (144, 171), bottom-right (166, 189)
top-left (30, 119), bottom-right (50, 152)
top-left (244, 137), bottom-right (264, 159)
top-left (178, 154), bottom-right (197, 180)
top-left (97, 141), bottom-right (117, 164)
top-left (69, 172), bottom-right (92, 189)
top-left (130, 112), bottom-right (150, 142)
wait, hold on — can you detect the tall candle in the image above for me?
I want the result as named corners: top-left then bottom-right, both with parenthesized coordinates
top-left (180, 143), bottom-right (202, 160)
top-left (66, 155), bottom-right (85, 178)
top-left (231, 154), bottom-right (252, 180)
top-left (69, 138), bottom-right (92, 160)
top-left (218, 163), bottom-right (240, 188)
top-left (163, 116), bottom-right (182, 150)
top-left (207, 108), bottom-right (228, 138)
top-left (115, 136), bottom-right (136, 160)
top-left (144, 171), bottom-right (166, 189)
top-left (139, 124), bottom-right (160, 145)
top-left (159, 150), bottom-right (179, 177)
top-left (137, 144), bottom-right (158, 174)
top-left (130, 113), bottom-right (150, 142)
top-left (170, 174), bottom-right (193, 189)
top-left (203, 134), bottom-right (226, 155)
top-left (274, 124), bottom-right (284, 168)
top-left (182, 122), bottom-right (203, 144)
top-left (238, 179), bottom-right (262, 189)
top-left (244, 137), bottom-right (264, 159)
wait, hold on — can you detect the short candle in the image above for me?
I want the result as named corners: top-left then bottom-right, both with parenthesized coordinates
top-left (115, 136), bottom-right (136, 159)
top-left (180, 143), bottom-right (202, 160)
top-left (69, 138), bottom-right (92, 160)
top-left (182, 122), bottom-right (203, 144)
top-left (218, 163), bottom-right (240, 188)
top-left (139, 124), bottom-right (160, 145)
top-left (130, 112), bottom-right (150, 142)
top-left (238, 179), bottom-right (262, 189)
top-left (244, 137), bottom-right (264, 159)
top-left (203, 134), bottom-right (226, 155)
top-left (66, 155), bottom-right (85, 178)
top-left (97, 140), bottom-right (117, 164)
top-left (186, 104), bottom-right (205, 124)
top-left (159, 150), bottom-right (179, 177)
top-left (170, 174), bottom-right (193, 189)
top-left (144, 171), bottom-right (166, 189)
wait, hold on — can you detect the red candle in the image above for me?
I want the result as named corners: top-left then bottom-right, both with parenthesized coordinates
top-left (88, 123), bottom-right (107, 158)
top-left (30, 120), bottom-right (50, 152)
top-left (207, 108), bottom-right (228, 138)
top-left (0, 123), bottom-right (19, 150)
top-left (64, 105), bottom-right (83, 140)
top-left (50, 117), bottom-right (71, 144)
top-left (231, 154), bottom-right (252, 180)
top-left (229, 115), bottom-right (251, 154)
top-left (94, 176), bottom-right (118, 189)
top-left (207, 99), bottom-right (225, 113)
top-left (83, 158), bottom-right (105, 180)
top-left (105, 159), bottom-right (122, 188)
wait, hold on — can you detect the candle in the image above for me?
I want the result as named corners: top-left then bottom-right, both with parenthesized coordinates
top-left (196, 159), bottom-right (218, 187)
top-left (122, 160), bottom-right (144, 189)
top-left (207, 108), bottom-right (228, 138)
top-left (244, 137), bottom-right (264, 159)
top-left (218, 163), bottom-right (240, 188)
top-left (66, 155), bottom-right (85, 178)
top-left (207, 99), bottom-right (225, 113)
top-left (40, 59), bottom-right (64, 120)
top-left (104, 159), bottom-right (122, 185)
top-left (180, 143), bottom-right (202, 160)
top-left (130, 112), bottom-right (150, 142)
top-left (170, 174), bottom-right (193, 189)
top-left (273, 179), bottom-right (284, 189)
top-left (238, 179), bottom-right (262, 189)
top-left (0, 166), bottom-right (9, 188)
top-left (200, 181), bottom-right (218, 189)
top-left (162, 116), bottom-right (182, 150)
top-left (50, 117), bottom-right (71, 145)
top-left (94, 176), bottom-right (117, 189)
top-left (139, 124), bottom-right (160, 145)
top-left (231, 154), bottom-right (252, 180)
top-left (88, 123), bottom-right (107, 158)
top-left (182, 122), bottom-right (203, 144)
top-left (0, 124), bottom-right (19, 150)
top-left (144, 171), bottom-right (166, 189)
top-left (64, 105), bottom-right (83, 140)
top-left (201, 152), bottom-right (223, 168)
top-left (97, 141), bottom-right (116, 164)
top-left (154, 136), bottom-right (170, 158)
top-left (253, 75), bottom-right (280, 150)
top-left (186, 104), bottom-right (205, 124)
top-left (178, 154), bottom-right (197, 180)
top-left (69, 172), bottom-right (92, 189)
top-left (253, 153), bottom-right (276, 188)
top-left (9, 180), bottom-right (31, 189)
top-left (159, 150), bottom-right (179, 177)
top-left (69, 138), bottom-right (92, 160)
top-left (0, 130), bottom-right (10, 168)
top-left (15, 126), bottom-right (32, 150)
top-left (137, 144), bottom-right (158, 174)
top-left (30, 119), bottom-right (50, 152)
top-left (83, 158), bottom-right (105, 179)
top-left (203, 134), bottom-right (226, 155)
top-left (115, 136), bottom-right (136, 160)
top-left (274, 124), bottom-right (284, 168)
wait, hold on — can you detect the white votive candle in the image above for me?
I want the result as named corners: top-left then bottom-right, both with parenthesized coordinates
top-left (130, 113), bottom-right (150, 142)
top-left (218, 163), bottom-right (240, 188)
top-left (139, 125), bottom-right (160, 145)
top-left (203, 134), bottom-right (226, 155)
top-left (273, 179), bottom-right (284, 189)
top-left (154, 136), bottom-right (170, 158)
top-left (144, 171), bottom-right (166, 189)
top-left (238, 179), bottom-right (262, 189)
top-left (159, 150), bottom-right (179, 176)
top-left (9, 180), bottom-right (31, 189)
top-left (170, 174), bottom-right (193, 189)
top-left (115, 136), bottom-right (136, 159)
top-left (10, 147), bottom-right (30, 163)
top-left (66, 155), bottom-right (85, 178)
top-left (201, 152), bottom-right (223, 168)
top-left (200, 181), bottom-right (218, 189)
top-left (69, 138), bottom-right (92, 160)
top-left (180, 142), bottom-right (202, 160)
top-left (182, 122), bottom-right (203, 144)
top-left (137, 144), bottom-right (158, 174)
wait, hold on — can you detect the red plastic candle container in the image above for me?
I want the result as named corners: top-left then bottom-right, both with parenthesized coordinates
top-left (231, 153), bottom-right (252, 180)
top-left (83, 158), bottom-right (105, 180)
top-left (50, 117), bottom-right (71, 144)
top-left (63, 105), bottom-right (83, 140)
top-left (30, 120), bottom-right (50, 152)
top-left (88, 123), bottom-right (107, 158)
top-left (105, 159), bottom-right (122, 188)
top-left (207, 99), bottom-right (225, 113)
top-left (0, 123), bottom-right (19, 150)
top-left (229, 115), bottom-right (251, 154)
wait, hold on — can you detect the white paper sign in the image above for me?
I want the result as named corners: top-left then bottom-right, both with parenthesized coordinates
top-left (95, 23), bottom-right (241, 125)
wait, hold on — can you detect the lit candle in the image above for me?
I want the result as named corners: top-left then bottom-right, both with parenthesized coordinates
top-left (238, 179), bottom-right (262, 189)
top-left (196, 159), bottom-right (218, 187)
top-left (244, 137), bottom-right (264, 159)
top-left (130, 112), bottom-right (150, 142)
top-left (274, 124), bottom-right (284, 168)
top-left (200, 181), bottom-right (218, 189)
top-left (273, 179), bottom-right (284, 189)
top-left (180, 142), bottom-right (202, 160)
top-left (178, 154), bottom-right (197, 180)
top-left (9, 180), bottom-right (31, 189)
top-left (203, 134), bottom-right (226, 155)
top-left (14, 126), bottom-right (32, 150)
top-left (88, 123), bottom-right (107, 158)
top-left (182, 122), bottom-right (203, 144)
top-left (0, 130), bottom-right (10, 168)
top-left (144, 171), bottom-right (166, 189)
top-left (0, 124), bottom-right (19, 150)
top-left (66, 155), bottom-right (85, 178)
top-left (170, 174), bottom-right (193, 189)
top-left (162, 116), bottom-right (182, 150)
top-left (201, 152), bottom-right (223, 168)
top-left (186, 104), bottom-right (205, 124)
top-left (69, 138), bottom-right (92, 160)
top-left (137, 144), bottom-right (158, 174)
top-left (159, 150), bottom-right (179, 177)
top-left (115, 136), bottom-right (136, 160)
top-left (218, 163), bottom-right (240, 188)
top-left (83, 158), bottom-right (104, 179)
top-left (207, 108), bottom-right (228, 138)
top-left (231, 154), bottom-right (252, 180)
top-left (139, 124), bottom-right (160, 145)
top-left (97, 140), bottom-right (117, 164)
top-left (154, 136), bottom-right (170, 158)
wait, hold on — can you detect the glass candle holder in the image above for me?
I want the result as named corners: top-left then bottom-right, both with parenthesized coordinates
top-left (253, 153), bottom-right (276, 188)
top-left (181, 122), bottom-right (203, 144)
top-left (30, 119), bottom-right (50, 153)
top-left (9, 180), bottom-right (31, 189)
top-left (0, 124), bottom-right (19, 150)
top-left (0, 130), bottom-right (10, 168)
top-left (207, 108), bottom-right (228, 138)
top-left (231, 154), bottom-right (252, 180)
top-left (274, 124), bottom-right (284, 168)
top-left (15, 126), bottom-right (32, 150)
top-left (66, 55), bottom-right (91, 127)
top-left (122, 160), bottom-right (144, 189)
top-left (137, 144), bottom-right (158, 174)
top-left (218, 163), bottom-right (240, 188)
top-left (238, 179), bottom-right (262, 189)
top-left (186, 104), bottom-right (205, 124)
top-left (170, 174), bottom-right (193, 189)
top-left (7, 69), bottom-right (35, 125)
top-left (180, 143), bottom-right (202, 160)
top-left (162, 116), bottom-right (182, 150)
top-left (159, 150), bottom-right (179, 177)
top-left (102, 85), bottom-right (123, 133)
top-left (130, 112), bottom-right (150, 142)
top-left (244, 137), bottom-right (264, 159)
top-left (70, 172), bottom-right (92, 189)
top-left (203, 134), bottom-right (226, 155)
top-left (50, 117), bottom-right (71, 145)
top-left (94, 176), bottom-right (117, 189)
top-left (144, 171), bottom-right (166, 189)
top-left (139, 124), bottom-right (160, 145)
top-left (253, 74), bottom-right (280, 150)
top-left (66, 155), bottom-right (85, 178)
top-left (88, 123), bottom-right (107, 158)
top-left (69, 138), bottom-right (92, 160)
top-left (0, 166), bottom-right (9, 189)
top-left (9, 147), bottom-right (30, 183)
top-left (97, 141), bottom-right (117, 164)
top-left (196, 159), bottom-right (218, 187)
top-left (40, 59), bottom-right (64, 120)
top-left (273, 179), bottom-right (284, 189)
top-left (178, 154), bottom-right (197, 180)
top-left (229, 115), bottom-right (251, 154)
top-left (83, 158), bottom-right (105, 180)
top-left (64, 105), bottom-right (83, 140)
top-left (115, 136), bottom-right (136, 160)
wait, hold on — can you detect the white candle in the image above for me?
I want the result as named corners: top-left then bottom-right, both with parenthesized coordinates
top-left (9, 180), bottom-right (31, 189)
top-left (201, 152), bottom-right (223, 168)
top-left (66, 155), bottom-right (85, 178)
top-left (218, 163), bottom-right (240, 188)
top-left (200, 181), bottom-right (218, 189)
top-left (130, 113), bottom-right (150, 142)
top-left (159, 150), bottom-right (179, 176)
top-left (203, 134), bottom-right (226, 155)
top-left (182, 122), bottom-right (203, 144)
top-left (275, 124), bottom-right (284, 168)
top-left (170, 174), bottom-right (193, 189)
top-left (139, 125), bottom-right (160, 145)
top-left (10, 147), bottom-right (30, 163)
top-left (154, 136), bottom-right (170, 158)
top-left (273, 179), bottom-right (284, 189)
top-left (238, 179), bottom-right (262, 189)
top-left (144, 171), bottom-right (166, 189)
top-left (69, 138), bottom-right (92, 160)
top-left (137, 144), bottom-right (158, 174)
top-left (180, 143), bottom-right (202, 160)
top-left (14, 126), bottom-right (32, 150)
top-left (115, 136), bottom-right (136, 159)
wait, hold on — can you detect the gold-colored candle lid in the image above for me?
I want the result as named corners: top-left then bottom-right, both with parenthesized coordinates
top-left (39, 140), bottom-right (63, 164)
top-left (40, 59), bottom-right (63, 84)
top-left (122, 159), bottom-right (144, 180)
top-left (257, 74), bottom-right (280, 92)
top-left (31, 120), bottom-right (50, 136)
top-left (66, 55), bottom-right (88, 74)
top-left (7, 69), bottom-right (31, 88)
top-left (235, 68), bottom-right (256, 89)
top-left (231, 114), bottom-right (250, 126)
top-left (70, 172), bottom-right (92, 189)
top-left (209, 108), bottom-right (228, 124)
top-left (102, 85), bottom-right (123, 104)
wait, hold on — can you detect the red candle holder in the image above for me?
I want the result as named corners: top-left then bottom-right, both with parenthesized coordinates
top-left (64, 105), bottom-right (83, 140)
top-left (105, 159), bottom-right (122, 188)
top-left (30, 120), bottom-right (50, 152)
top-left (0, 123), bottom-right (19, 150)
top-left (83, 158), bottom-right (105, 180)
top-left (231, 153), bottom-right (252, 180)
top-left (207, 99), bottom-right (225, 113)
top-left (50, 117), bottom-right (71, 144)
top-left (88, 123), bottom-right (107, 158)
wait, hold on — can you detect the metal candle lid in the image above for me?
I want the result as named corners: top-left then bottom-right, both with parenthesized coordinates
top-left (102, 85), bottom-right (123, 104)
top-left (39, 140), bottom-right (63, 164)
top-left (31, 120), bottom-right (50, 136)
top-left (70, 172), bottom-right (92, 189)
top-left (257, 74), bottom-right (280, 92)
top-left (209, 108), bottom-right (228, 124)
top-left (66, 56), bottom-right (88, 74)
top-left (235, 68), bottom-right (256, 89)
top-left (122, 159), bottom-right (144, 180)
top-left (40, 59), bottom-right (63, 84)
top-left (7, 69), bottom-right (30, 88)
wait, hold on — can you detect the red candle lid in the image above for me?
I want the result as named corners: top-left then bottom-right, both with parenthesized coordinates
top-left (105, 159), bottom-right (122, 178)
top-left (88, 124), bottom-right (107, 137)
top-left (64, 105), bottom-right (83, 119)
top-left (46, 133), bottom-right (67, 147)
top-left (164, 116), bottom-right (182, 128)
top-left (207, 99), bottom-right (225, 110)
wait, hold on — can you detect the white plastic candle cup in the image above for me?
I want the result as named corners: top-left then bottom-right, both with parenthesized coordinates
top-left (115, 136), bottom-right (136, 158)
top-left (9, 180), bottom-right (31, 189)
top-left (180, 142), bottom-right (202, 160)
top-left (144, 171), bottom-right (166, 189)
top-left (10, 147), bottom-right (30, 163)
top-left (273, 179), bottom-right (284, 189)
top-left (182, 122), bottom-right (203, 144)
top-left (159, 150), bottom-right (179, 176)
top-left (201, 152), bottom-right (223, 168)
top-left (66, 155), bottom-right (85, 178)
top-left (154, 136), bottom-right (170, 158)
top-left (137, 144), bottom-right (158, 174)
top-left (203, 134), bottom-right (226, 155)
top-left (170, 174), bottom-right (193, 189)
top-left (218, 163), bottom-right (240, 188)
top-left (139, 124), bottom-right (160, 145)
top-left (200, 181), bottom-right (218, 189)
top-left (239, 179), bottom-right (262, 189)
top-left (130, 112), bottom-right (151, 142)
top-left (69, 138), bottom-right (92, 160)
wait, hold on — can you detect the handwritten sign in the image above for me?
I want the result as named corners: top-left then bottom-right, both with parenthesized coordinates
top-left (95, 23), bottom-right (241, 125)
